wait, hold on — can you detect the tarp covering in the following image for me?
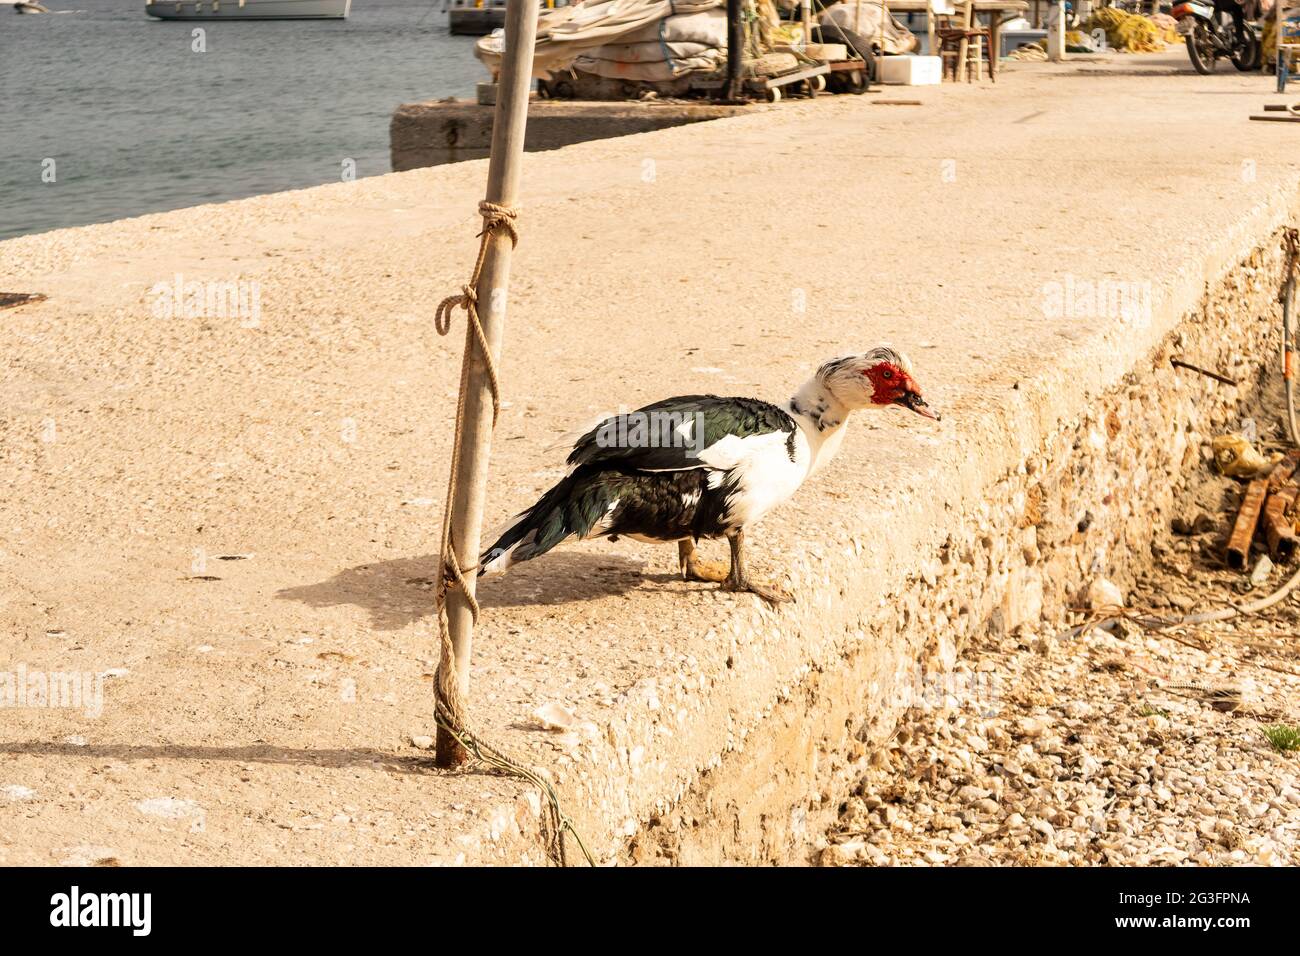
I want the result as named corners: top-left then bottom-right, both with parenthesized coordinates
top-left (569, 8), bottom-right (728, 81)
top-left (818, 0), bottom-right (919, 57)
top-left (571, 49), bottom-right (724, 80)
top-left (587, 40), bottom-right (715, 63)
top-left (616, 7), bottom-right (730, 46)
top-left (475, 0), bottom-right (724, 78)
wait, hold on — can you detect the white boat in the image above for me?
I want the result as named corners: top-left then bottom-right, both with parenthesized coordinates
top-left (448, 0), bottom-right (571, 37)
top-left (448, 0), bottom-right (506, 36)
top-left (145, 0), bottom-right (350, 19)
top-left (14, 2), bottom-right (52, 13)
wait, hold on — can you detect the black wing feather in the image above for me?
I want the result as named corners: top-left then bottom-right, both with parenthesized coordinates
top-left (566, 395), bottom-right (796, 474)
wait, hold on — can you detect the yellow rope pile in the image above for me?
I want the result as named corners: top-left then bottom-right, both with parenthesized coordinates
top-left (1081, 7), bottom-right (1170, 53)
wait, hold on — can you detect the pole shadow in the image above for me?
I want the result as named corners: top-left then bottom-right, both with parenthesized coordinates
top-left (275, 551), bottom-right (652, 630)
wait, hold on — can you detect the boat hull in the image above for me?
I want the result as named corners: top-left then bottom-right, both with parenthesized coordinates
top-left (145, 0), bottom-right (350, 19)
top-left (448, 8), bottom-right (504, 35)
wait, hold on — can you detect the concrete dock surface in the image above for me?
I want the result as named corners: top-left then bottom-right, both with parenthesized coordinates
top-left (2, 51), bottom-right (1299, 865)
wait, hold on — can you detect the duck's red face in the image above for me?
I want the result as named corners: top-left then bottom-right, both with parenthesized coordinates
top-left (864, 361), bottom-right (940, 420)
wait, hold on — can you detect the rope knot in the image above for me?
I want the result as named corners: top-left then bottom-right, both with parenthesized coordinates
top-left (434, 284), bottom-right (477, 336)
top-left (477, 200), bottom-right (520, 247)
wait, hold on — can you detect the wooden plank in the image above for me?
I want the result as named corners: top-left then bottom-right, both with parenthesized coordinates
top-left (761, 64), bottom-right (832, 90)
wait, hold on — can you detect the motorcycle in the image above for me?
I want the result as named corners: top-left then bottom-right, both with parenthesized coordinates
top-left (1171, 0), bottom-right (1262, 74)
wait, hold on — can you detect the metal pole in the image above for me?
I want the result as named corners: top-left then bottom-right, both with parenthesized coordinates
top-left (435, 0), bottom-right (540, 769)
top-left (725, 0), bottom-right (744, 100)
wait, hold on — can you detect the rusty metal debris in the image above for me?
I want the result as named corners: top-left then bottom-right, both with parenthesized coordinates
top-left (1263, 482), bottom-right (1300, 561)
top-left (1226, 478), bottom-right (1269, 570)
top-left (0, 292), bottom-right (47, 310)
top-left (1262, 451), bottom-right (1300, 562)
top-left (1223, 451), bottom-right (1300, 569)
top-left (1170, 356), bottom-right (1239, 387)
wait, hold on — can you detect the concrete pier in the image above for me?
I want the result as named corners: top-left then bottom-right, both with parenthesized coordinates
top-left (3, 52), bottom-right (1299, 865)
top-left (391, 98), bottom-right (754, 170)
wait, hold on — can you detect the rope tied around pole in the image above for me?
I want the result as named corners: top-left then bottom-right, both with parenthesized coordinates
top-left (432, 200), bottom-right (517, 731)
top-left (434, 200), bottom-right (516, 423)
top-left (429, 201), bottom-right (596, 866)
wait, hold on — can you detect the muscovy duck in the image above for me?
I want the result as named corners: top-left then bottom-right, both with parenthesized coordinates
top-left (480, 346), bottom-right (939, 604)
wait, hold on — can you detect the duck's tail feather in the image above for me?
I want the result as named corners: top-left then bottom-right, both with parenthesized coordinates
top-left (478, 470), bottom-right (619, 576)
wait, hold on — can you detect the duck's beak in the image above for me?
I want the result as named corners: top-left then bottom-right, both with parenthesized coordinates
top-left (900, 390), bottom-right (941, 421)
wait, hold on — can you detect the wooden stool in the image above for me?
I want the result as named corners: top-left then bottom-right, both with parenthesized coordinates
top-left (937, 26), bottom-right (996, 82)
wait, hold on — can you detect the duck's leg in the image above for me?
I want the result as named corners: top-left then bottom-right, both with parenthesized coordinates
top-left (678, 538), bottom-right (729, 583)
top-left (723, 530), bottom-right (793, 605)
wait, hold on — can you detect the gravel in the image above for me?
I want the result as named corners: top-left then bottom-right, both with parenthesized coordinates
top-left (820, 427), bottom-right (1300, 866)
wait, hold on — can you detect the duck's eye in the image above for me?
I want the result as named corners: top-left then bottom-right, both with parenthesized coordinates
top-left (882, 369), bottom-right (893, 380)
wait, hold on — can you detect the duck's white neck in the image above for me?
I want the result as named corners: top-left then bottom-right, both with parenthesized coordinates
top-left (785, 376), bottom-right (850, 475)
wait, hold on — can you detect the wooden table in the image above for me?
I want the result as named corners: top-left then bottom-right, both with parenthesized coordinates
top-left (886, 0), bottom-right (1030, 71)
